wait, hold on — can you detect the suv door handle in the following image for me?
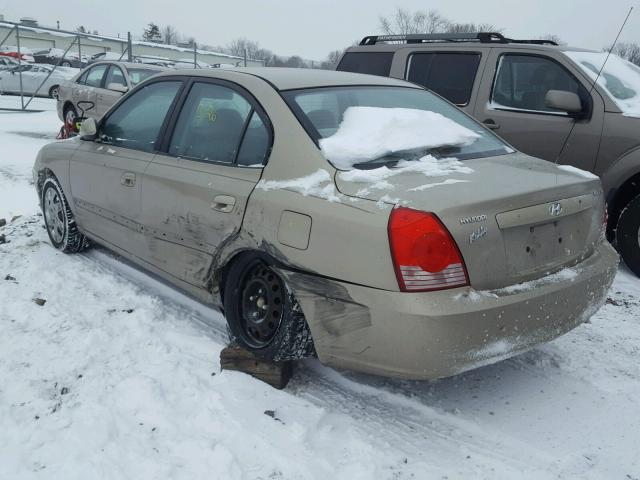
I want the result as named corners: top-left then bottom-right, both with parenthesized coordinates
top-left (482, 119), bottom-right (500, 130)
top-left (211, 195), bottom-right (236, 213)
top-left (121, 172), bottom-right (136, 187)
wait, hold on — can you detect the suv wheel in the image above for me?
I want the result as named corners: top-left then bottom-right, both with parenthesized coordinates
top-left (41, 177), bottom-right (89, 253)
top-left (617, 194), bottom-right (640, 277)
top-left (223, 255), bottom-right (315, 361)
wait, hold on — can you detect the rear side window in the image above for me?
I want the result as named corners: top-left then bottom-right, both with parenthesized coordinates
top-left (337, 52), bottom-right (394, 77)
top-left (105, 66), bottom-right (126, 87)
top-left (407, 53), bottom-right (481, 106)
top-left (127, 68), bottom-right (159, 86)
top-left (169, 82), bottom-right (252, 164)
top-left (492, 54), bottom-right (584, 113)
top-left (84, 64), bottom-right (108, 88)
top-left (101, 81), bottom-right (181, 152)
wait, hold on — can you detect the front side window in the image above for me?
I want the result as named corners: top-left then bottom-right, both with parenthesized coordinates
top-left (407, 53), bottom-right (481, 105)
top-left (84, 64), bottom-right (108, 88)
top-left (336, 52), bottom-right (394, 77)
top-left (283, 86), bottom-right (511, 168)
top-left (492, 54), bottom-right (583, 113)
top-left (104, 66), bottom-right (126, 87)
top-left (169, 82), bottom-right (252, 163)
top-left (101, 81), bottom-right (181, 152)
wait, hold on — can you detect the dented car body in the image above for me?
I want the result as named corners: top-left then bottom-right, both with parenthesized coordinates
top-left (34, 68), bottom-right (618, 379)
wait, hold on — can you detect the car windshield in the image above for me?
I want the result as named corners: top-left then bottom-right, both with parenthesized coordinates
top-left (283, 86), bottom-right (511, 169)
top-left (566, 51), bottom-right (640, 117)
top-left (127, 68), bottom-right (159, 85)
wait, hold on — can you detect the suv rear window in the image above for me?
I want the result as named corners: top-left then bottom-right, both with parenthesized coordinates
top-left (407, 53), bottom-right (480, 106)
top-left (337, 52), bottom-right (393, 77)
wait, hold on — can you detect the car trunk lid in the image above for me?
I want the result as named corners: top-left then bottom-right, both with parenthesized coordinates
top-left (335, 153), bottom-right (605, 290)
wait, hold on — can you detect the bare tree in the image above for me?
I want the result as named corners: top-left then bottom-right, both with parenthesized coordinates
top-left (606, 42), bottom-right (640, 66)
top-left (320, 49), bottom-right (344, 70)
top-left (162, 25), bottom-right (179, 45)
top-left (446, 22), bottom-right (501, 34)
top-left (379, 8), bottom-right (448, 35)
top-left (538, 34), bottom-right (566, 46)
top-left (379, 8), bottom-right (500, 36)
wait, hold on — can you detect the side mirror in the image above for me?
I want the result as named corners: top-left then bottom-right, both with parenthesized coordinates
top-left (545, 90), bottom-right (583, 115)
top-left (79, 117), bottom-right (97, 139)
top-left (107, 83), bottom-right (128, 94)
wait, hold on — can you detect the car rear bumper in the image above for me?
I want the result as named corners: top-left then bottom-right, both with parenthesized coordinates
top-left (280, 241), bottom-right (619, 380)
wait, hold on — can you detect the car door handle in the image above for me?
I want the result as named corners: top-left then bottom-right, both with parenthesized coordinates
top-left (121, 172), bottom-right (136, 187)
top-left (482, 119), bottom-right (500, 130)
top-left (211, 195), bottom-right (236, 213)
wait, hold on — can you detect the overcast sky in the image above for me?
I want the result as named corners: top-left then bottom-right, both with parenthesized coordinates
top-left (1, 0), bottom-right (638, 59)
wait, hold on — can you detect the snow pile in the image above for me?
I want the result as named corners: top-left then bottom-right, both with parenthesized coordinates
top-left (256, 169), bottom-right (340, 202)
top-left (497, 267), bottom-right (579, 295)
top-left (566, 51), bottom-right (640, 117)
top-left (319, 107), bottom-right (480, 169)
top-left (557, 164), bottom-right (599, 180)
top-left (409, 178), bottom-right (470, 192)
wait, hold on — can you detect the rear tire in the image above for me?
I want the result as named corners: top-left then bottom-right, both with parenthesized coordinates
top-left (48, 85), bottom-right (59, 99)
top-left (617, 194), bottom-right (640, 277)
top-left (61, 60), bottom-right (72, 67)
top-left (223, 255), bottom-right (315, 361)
top-left (41, 176), bottom-right (89, 253)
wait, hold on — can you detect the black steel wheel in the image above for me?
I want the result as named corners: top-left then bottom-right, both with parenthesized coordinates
top-left (223, 255), bottom-right (315, 361)
top-left (239, 261), bottom-right (285, 347)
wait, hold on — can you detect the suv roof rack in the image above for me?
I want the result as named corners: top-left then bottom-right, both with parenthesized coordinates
top-left (359, 32), bottom-right (558, 46)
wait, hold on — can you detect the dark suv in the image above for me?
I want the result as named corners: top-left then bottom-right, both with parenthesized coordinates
top-left (337, 32), bottom-right (640, 276)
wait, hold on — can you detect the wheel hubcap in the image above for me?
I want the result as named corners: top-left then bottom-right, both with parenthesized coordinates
top-left (43, 187), bottom-right (65, 244)
top-left (239, 262), bottom-right (285, 346)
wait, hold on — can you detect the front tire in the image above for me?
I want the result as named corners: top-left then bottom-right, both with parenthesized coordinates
top-left (41, 177), bottom-right (88, 253)
top-left (223, 255), bottom-right (315, 361)
top-left (617, 194), bottom-right (640, 277)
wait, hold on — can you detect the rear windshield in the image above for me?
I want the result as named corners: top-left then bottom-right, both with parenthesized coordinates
top-left (282, 86), bottom-right (511, 168)
top-left (127, 68), bottom-right (160, 86)
top-left (337, 52), bottom-right (394, 77)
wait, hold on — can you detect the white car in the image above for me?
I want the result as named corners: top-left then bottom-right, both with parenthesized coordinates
top-left (0, 64), bottom-right (76, 98)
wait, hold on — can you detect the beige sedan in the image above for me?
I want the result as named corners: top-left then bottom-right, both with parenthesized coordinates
top-left (56, 61), bottom-right (165, 125)
top-left (34, 68), bottom-right (617, 379)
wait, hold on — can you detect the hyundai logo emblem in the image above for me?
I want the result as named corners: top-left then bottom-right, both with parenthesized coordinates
top-left (549, 203), bottom-right (563, 217)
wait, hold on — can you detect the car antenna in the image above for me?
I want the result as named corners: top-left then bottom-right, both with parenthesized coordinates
top-left (555, 6), bottom-right (634, 165)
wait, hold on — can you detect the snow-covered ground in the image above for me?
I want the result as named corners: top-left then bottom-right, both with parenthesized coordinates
top-left (1, 96), bottom-right (639, 480)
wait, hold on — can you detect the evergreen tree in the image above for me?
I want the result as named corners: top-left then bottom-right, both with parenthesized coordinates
top-left (143, 23), bottom-right (162, 43)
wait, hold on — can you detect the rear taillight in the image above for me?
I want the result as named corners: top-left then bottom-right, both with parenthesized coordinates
top-left (388, 207), bottom-right (469, 292)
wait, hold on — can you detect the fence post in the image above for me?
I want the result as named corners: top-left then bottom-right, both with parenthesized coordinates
top-left (15, 25), bottom-right (24, 110)
top-left (77, 35), bottom-right (82, 65)
top-left (127, 32), bottom-right (133, 62)
top-left (244, 48), bottom-right (247, 67)
top-left (193, 42), bottom-right (197, 68)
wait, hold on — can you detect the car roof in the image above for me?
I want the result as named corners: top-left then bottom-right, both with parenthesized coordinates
top-left (152, 67), bottom-right (420, 90)
top-left (89, 60), bottom-right (167, 71)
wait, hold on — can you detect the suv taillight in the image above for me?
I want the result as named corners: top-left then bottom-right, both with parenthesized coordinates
top-left (388, 207), bottom-right (469, 292)
top-left (600, 204), bottom-right (609, 241)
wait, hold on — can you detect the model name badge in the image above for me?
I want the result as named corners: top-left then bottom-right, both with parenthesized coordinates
top-left (460, 214), bottom-right (487, 225)
top-left (470, 226), bottom-right (488, 244)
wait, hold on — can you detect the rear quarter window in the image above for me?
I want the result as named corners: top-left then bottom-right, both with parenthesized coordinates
top-left (337, 52), bottom-right (394, 77)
